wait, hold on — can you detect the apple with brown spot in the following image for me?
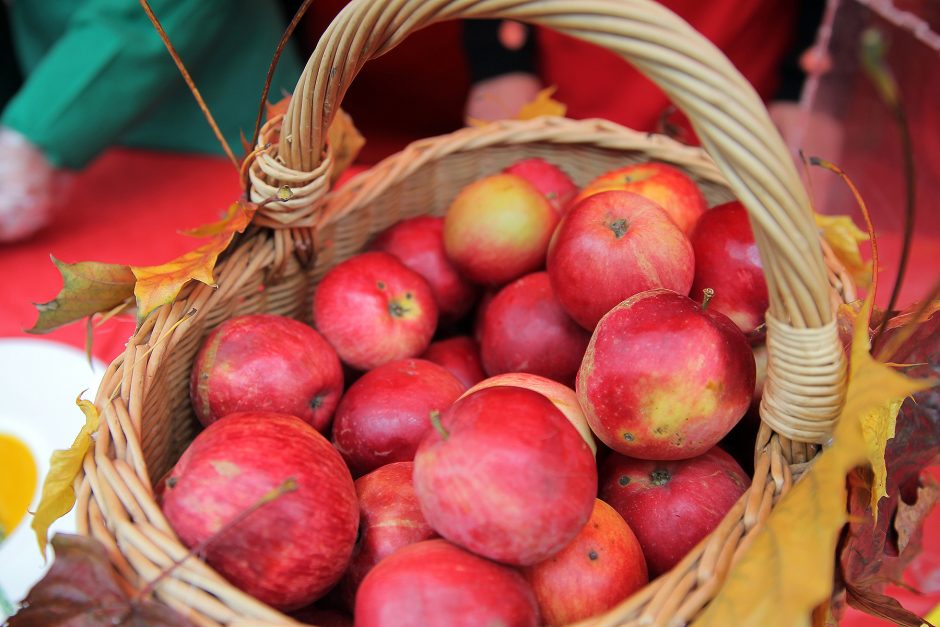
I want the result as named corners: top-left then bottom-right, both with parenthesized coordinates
top-left (336, 462), bottom-right (436, 609)
top-left (331, 358), bottom-right (464, 476)
top-left (479, 271), bottom-right (590, 387)
top-left (414, 386), bottom-right (597, 566)
top-left (521, 499), bottom-right (648, 625)
top-left (420, 336), bottom-right (485, 389)
top-left (573, 162), bottom-right (706, 235)
top-left (690, 201), bottom-right (769, 335)
top-left (463, 372), bottom-right (596, 456)
top-left (369, 216), bottom-right (479, 323)
top-left (547, 190), bottom-right (694, 330)
top-left (190, 314), bottom-right (343, 432)
top-left (161, 412), bottom-right (358, 610)
top-left (577, 288), bottom-right (754, 460)
top-left (504, 157), bottom-right (579, 215)
top-left (313, 251), bottom-right (438, 371)
top-left (355, 539), bottom-right (540, 627)
top-left (443, 173), bottom-right (558, 286)
top-left (599, 447), bottom-right (749, 576)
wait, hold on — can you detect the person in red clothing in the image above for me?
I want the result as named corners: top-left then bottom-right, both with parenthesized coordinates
top-left (288, 0), bottom-right (822, 162)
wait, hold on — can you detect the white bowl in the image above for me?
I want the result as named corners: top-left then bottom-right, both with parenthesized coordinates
top-left (0, 338), bottom-right (104, 620)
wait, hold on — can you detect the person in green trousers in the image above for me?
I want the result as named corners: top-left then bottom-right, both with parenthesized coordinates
top-left (0, 0), bottom-right (302, 242)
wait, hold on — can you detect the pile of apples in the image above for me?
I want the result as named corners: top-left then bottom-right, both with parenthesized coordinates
top-left (159, 157), bottom-right (770, 626)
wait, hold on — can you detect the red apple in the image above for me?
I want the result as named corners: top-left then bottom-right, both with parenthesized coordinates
top-left (161, 412), bottom-right (358, 610)
top-left (189, 314), bottom-right (343, 432)
top-left (577, 288), bottom-right (755, 460)
top-left (420, 336), bottom-right (485, 389)
top-left (599, 447), bottom-right (749, 576)
top-left (331, 358), bottom-right (465, 476)
top-left (355, 539), bottom-right (540, 627)
top-left (473, 289), bottom-right (496, 344)
top-left (504, 157), bottom-right (579, 215)
top-left (337, 462), bottom-right (437, 608)
top-left (369, 216), bottom-right (479, 323)
top-left (464, 373), bottom-right (596, 456)
top-left (313, 251), bottom-right (438, 371)
top-left (690, 201), bottom-right (769, 335)
top-left (413, 386), bottom-right (597, 566)
top-left (547, 191), bottom-right (694, 330)
top-left (479, 271), bottom-right (590, 386)
top-left (573, 162), bottom-right (707, 235)
top-left (443, 173), bottom-right (558, 286)
top-left (521, 499), bottom-right (648, 625)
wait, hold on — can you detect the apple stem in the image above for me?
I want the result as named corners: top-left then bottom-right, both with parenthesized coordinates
top-left (701, 288), bottom-right (715, 311)
top-left (135, 477), bottom-right (297, 602)
top-left (430, 410), bottom-right (449, 440)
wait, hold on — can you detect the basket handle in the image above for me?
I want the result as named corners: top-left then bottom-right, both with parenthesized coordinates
top-left (262, 0), bottom-right (847, 444)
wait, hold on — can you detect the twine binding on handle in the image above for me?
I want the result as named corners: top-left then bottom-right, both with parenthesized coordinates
top-left (760, 316), bottom-right (847, 444)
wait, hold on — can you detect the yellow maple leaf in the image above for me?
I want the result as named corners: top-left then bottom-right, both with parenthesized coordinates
top-left (467, 85), bottom-right (568, 127)
top-left (265, 96), bottom-right (364, 184)
top-left (132, 201), bottom-right (256, 321)
top-left (327, 108), bottom-right (365, 184)
top-left (31, 396), bottom-right (101, 557)
top-left (516, 86), bottom-right (567, 121)
top-left (265, 95), bottom-right (291, 121)
top-left (815, 213), bottom-right (872, 287)
top-left (693, 293), bottom-right (933, 627)
top-left (179, 199), bottom-right (255, 239)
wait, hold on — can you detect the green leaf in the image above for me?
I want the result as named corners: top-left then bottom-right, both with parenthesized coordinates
top-left (27, 258), bottom-right (135, 335)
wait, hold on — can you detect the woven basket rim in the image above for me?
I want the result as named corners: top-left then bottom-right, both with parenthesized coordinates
top-left (77, 117), bottom-right (853, 627)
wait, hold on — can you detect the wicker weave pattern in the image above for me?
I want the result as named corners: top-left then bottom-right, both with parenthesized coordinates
top-left (74, 1), bottom-right (855, 625)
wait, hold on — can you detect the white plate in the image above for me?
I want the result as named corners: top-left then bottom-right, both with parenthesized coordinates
top-left (0, 338), bottom-right (105, 620)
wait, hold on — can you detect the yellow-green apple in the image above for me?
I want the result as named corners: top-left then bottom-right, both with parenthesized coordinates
top-left (313, 252), bottom-right (438, 371)
top-left (190, 314), bottom-right (343, 432)
top-left (690, 201), bottom-right (769, 335)
top-left (521, 499), bottom-right (648, 625)
top-left (504, 157), bottom-right (579, 215)
top-left (331, 359), bottom-right (464, 476)
top-left (443, 173), bottom-right (558, 286)
top-left (573, 162), bottom-right (706, 235)
top-left (420, 336), bottom-right (486, 389)
top-left (479, 272), bottom-right (590, 386)
top-left (355, 539), bottom-right (540, 627)
top-left (413, 386), bottom-right (596, 566)
top-left (598, 447), bottom-right (749, 576)
top-left (463, 373), bottom-right (596, 456)
top-left (577, 288), bottom-right (755, 459)
top-left (369, 216), bottom-right (479, 323)
top-left (547, 191), bottom-right (694, 330)
top-left (336, 462), bottom-right (436, 609)
top-left (161, 412), bottom-right (358, 610)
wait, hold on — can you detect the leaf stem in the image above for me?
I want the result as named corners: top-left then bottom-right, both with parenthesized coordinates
top-left (430, 410), bottom-right (449, 440)
top-left (860, 28), bottom-right (916, 344)
top-left (138, 0), bottom-right (239, 172)
top-left (810, 156), bottom-right (879, 305)
top-left (248, 0), bottom-right (315, 152)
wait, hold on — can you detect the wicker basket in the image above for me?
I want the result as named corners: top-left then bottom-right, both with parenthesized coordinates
top-left (77, 1), bottom-right (855, 624)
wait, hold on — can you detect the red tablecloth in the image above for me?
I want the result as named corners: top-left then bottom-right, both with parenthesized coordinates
top-left (0, 148), bottom-right (937, 624)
